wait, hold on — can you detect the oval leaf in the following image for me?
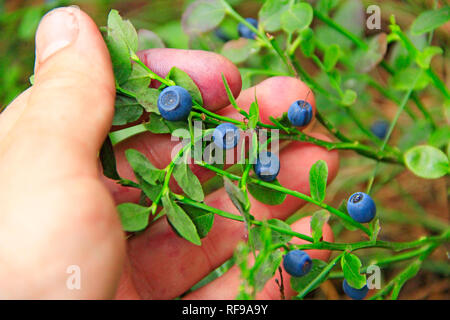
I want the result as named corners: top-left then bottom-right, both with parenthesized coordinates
top-left (281, 2), bottom-right (313, 34)
top-left (117, 203), bottom-right (150, 232)
top-left (173, 162), bottom-right (205, 202)
top-left (167, 66), bottom-right (203, 104)
top-left (341, 253), bottom-right (366, 289)
top-left (247, 179), bottom-right (286, 205)
top-left (310, 210), bottom-right (330, 243)
top-left (411, 6), bottom-right (450, 35)
top-left (162, 194), bottom-right (201, 246)
top-left (404, 145), bottom-right (449, 179)
top-left (309, 160), bottom-right (328, 202)
top-left (182, 0), bottom-right (226, 35)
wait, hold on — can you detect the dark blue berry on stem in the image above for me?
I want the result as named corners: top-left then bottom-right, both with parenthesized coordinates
top-left (370, 120), bottom-right (389, 139)
top-left (238, 18), bottom-right (258, 39)
top-left (213, 123), bottom-right (240, 149)
top-left (254, 151), bottom-right (280, 182)
top-left (287, 100), bottom-right (313, 127)
top-left (343, 279), bottom-right (369, 300)
top-left (157, 86), bottom-right (192, 121)
top-left (283, 250), bottom-right (312, 277)
top-left (347, 192), bottom-right (376, 223)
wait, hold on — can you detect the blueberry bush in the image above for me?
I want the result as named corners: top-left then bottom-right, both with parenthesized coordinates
top-left (1, 0), bottom-right (449, 300)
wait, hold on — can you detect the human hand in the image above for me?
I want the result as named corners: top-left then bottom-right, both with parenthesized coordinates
top-left (0, 7), bottom-right (338, 299)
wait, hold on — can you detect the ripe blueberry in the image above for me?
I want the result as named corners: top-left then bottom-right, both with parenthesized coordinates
top-left (213, 123), bottom-right (240, 149)
top-left (287, 100), bottom-right (313, 127)
top-left (347, 192), bottom-right (376, 223)
top-left (254, 151), bottom-right (280, 182)
top-left (370, 120), bottom-right (389, 139)
top-left (342, 279), bottom-right (369, 300)
top-left (283, 250), bottom-right (312, 277)
top-left (238, 18), bottom-right (258, 39)
top-left (157, 86), bottom-right (192, 121)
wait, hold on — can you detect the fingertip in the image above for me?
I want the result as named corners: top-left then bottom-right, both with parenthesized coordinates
top-left (138, 48), bottom-right (242, 110)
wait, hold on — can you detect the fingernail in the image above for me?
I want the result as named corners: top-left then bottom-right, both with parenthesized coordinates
top-left (36, 7), bottom-right (80, 64)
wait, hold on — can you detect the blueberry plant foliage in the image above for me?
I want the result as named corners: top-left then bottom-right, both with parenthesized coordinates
top-left (99, 1), bottom-right (449, 300)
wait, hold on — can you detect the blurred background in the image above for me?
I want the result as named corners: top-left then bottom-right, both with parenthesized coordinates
top-left (0, 0), bottom-right (448, 299)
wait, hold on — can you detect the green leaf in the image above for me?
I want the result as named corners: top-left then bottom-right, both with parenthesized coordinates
top-left (391, 67), bottom-right (430, 91)
top-left (18, 7), bottom-right (42, 40)
top-left (310, 210), bottom-right (330, 243)
top-left (144, 113), bottom-right (188, 134)
top-left (182, 0), bottom-right (226, 34)
top-left (99, 136), bottom-right (121, 180)
top-left (416, 46), bottom-right (443, 69)
top-left (354, 33), bottom-right (387, 73)
top-left (251, 219), bottom-right (292, 250)
top-left (299, 28), bottom-right (315, 57)
top-left (247, 179), bottom-right (287, 206)
top-left (404, 145), bottom-right (449, 179)
top-left (248, 100), bottom-right (260, 129)
top-left (105, 9), bottom-right (138, 84)
top-left (117, 203), bottom-right (150, 232)
top-left (145, 113), bottom-right (171, 133)
top-left (281, 2), bottom-right (313, 34)
top-left (125, 149), bottom-right (164, 185)
top-left (258, 0), bottom-right (290, 32)
top-left (341, 253), bottom-right (366, 289)
top-left (113, 95), bottom-right (143, 126)
top-left (136, 88), bottom-right (160, 113)
top-left (173, 162), bottom-right (205, 202)
top-left (223, 177), bottom-right (250, 221)
top-left (309, 160), bottom-right (328, 202)
top-left (428, 126), bottom-right (450, 149)
top-left (221, 38), bottom-right (260, 64)
top-left (291, 259), bottom-right (327, 293)
top-left (107, 9), bottom-right (138, 53)
top-left (341, 89), bottom-right (357, 106)
top-left (167, 66), bottom-right (203, 104)
top-left (181, 204), bottom-right (214, 238)
top-left (323, 44), bottom-right (340, 72)
top-left (253, 250), bottom-right (282, 291)
top-left (162, 194), bottom-right (201, 246)
top-left (411, 6), bottom-right (450, 35)
top-left (137, 29), bottom-right (165, 50)
top-left (370, 218), bottom-right (381, 242)
top-left (140, 180), bottom-right (163, 202)
top-left (121, 63), bottom-right (152, 94)
top-left (316, 0), bottom-right (340, 14)
top-left (105, 30), bottom-right (132, 85)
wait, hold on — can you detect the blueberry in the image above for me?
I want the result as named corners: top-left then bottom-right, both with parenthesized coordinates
top-left (254, 151), bottom-right (280, 182)
top-left (370, 120), bottom-right (389, 139)
top-left (238, 18), bottom-right (258, 39)
top-left (283, 250), bottom-right (312, 277)
top-left (343, 279), bottom-right (369, 300)
top-left (157, 86), bottom-right (192, 121)
top-left (347, 192), bottom-right (376, 223)
top-left (213, 123), bottom-right (240, 149)
top-left (287, 100), bottom-right (313, 127)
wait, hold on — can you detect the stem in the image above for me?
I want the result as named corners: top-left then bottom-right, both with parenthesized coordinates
top-left (130, 52), bottom-right (175, 87)
top-left (296, 253), bottom-right (344, 299)
top-left (197, 161), bottom-right (371, 235)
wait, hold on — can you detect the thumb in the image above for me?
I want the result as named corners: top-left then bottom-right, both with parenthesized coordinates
top-left (17, 6), bottom-right (115, 156)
